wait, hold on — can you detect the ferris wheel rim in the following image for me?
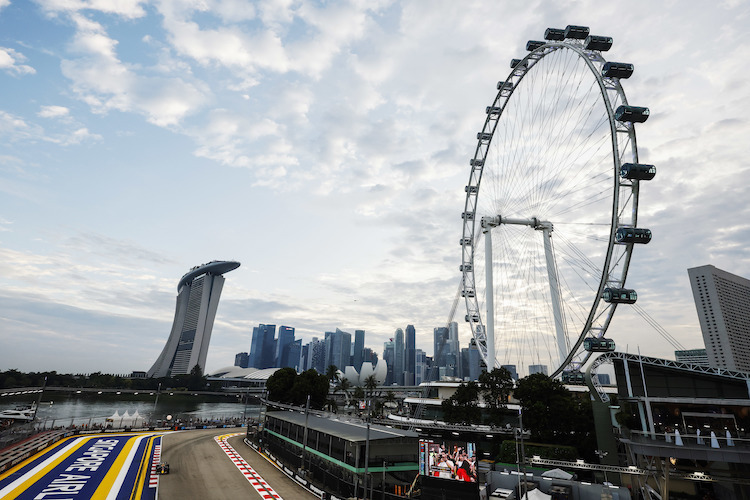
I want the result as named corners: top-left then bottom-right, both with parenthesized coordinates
top-left (460, 37), bottom-right (642, 379)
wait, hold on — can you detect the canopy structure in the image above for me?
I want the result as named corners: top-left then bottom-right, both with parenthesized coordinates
top-left (526, 489), bottom-right (552, 500)
top-left (541, 468), bottom-right (573, 480)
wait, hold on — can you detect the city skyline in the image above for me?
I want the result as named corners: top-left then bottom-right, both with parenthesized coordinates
top-left (2, 2), bottom-right (750, 374)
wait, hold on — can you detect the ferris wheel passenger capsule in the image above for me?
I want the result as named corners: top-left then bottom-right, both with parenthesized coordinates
top-left (602, 62), bottom-right (634, 79)
top-left (615, 227), bottom-right (652, 244)
top-left (584, 35), bottom-right (613, 52)
top-left (544, 28), bottom-right (565, 41)
top-left (583, 337), bottom-right (616, 352)
top-left (526, 40), bottom-right (545, 51)
top-left (562, 370), bottom-right (586, 384)
top-left (615, 105), bottom-right (650, 123)
top-left (620, 163), bottom-right (656, 180)
top-left (603, 288), bottom-right (637, 304)
top-left (511, 58), bottom-right (527, 69)
top-left (564, 25), bottom-right (590, 40)
top-left (465, 314), bottom-right (480, 323)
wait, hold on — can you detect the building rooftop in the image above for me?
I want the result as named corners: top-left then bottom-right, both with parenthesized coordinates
top-left (178, 260), bottom-right (240, 290)
top-left (266, 410), bottom-right (418, 443)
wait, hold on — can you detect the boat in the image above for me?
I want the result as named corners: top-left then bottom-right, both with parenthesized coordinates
top-left (0, 404), bottom-right (36, 421)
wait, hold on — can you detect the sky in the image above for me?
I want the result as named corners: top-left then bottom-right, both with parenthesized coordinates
top-left (1, 0), bottom-right (749, 376)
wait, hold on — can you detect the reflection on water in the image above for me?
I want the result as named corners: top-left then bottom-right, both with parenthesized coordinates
top-left (0, 392), bottom-right (261, 428)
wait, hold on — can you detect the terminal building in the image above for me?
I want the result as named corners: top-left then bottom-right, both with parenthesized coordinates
top-left (147, 260), bottom-right (240, 377)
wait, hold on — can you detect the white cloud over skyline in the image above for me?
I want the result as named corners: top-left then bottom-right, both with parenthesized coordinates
top-left (1, 0), bottom-right (750, 375)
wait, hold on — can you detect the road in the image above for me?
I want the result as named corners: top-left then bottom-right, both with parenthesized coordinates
top-left (159, 428), bottom-right (317, 500)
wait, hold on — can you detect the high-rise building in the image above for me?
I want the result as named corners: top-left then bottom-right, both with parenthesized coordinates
top-left (276, 326), bottom-right (296, 368)
top-left (501, 364), bottom-right (519, 381)
top-left (448, 322), bottom-right (461, 378)
top-left (433, 326), bottom-right (449, 380)
top-left (148, 261), bottom-right (240, 377)
top-left (528, 364), bottom-right (548, 376)
top-left (467, 338), bottom-right (481, 381)
top-left (394, 328), bottom-right (404, 385)
top-left (309, 337), bottom-right (326, 373)
top-left (234, 352), bottom-right (249, 368)
top-left (353, 330), bottom-right (365, 371)
top-left (250, 324), bottom-right (277, 369)
top-left (688, 265), bottom-right (750, 372)
top-left (383, 339), bottom-right (394, 385)
top-left (405, 325), bottom-right (416, 386)
top-left (415, 349), bottom-right (426, 385)
top-left (362, 347), bottom-right (377, 364)
top-left (675, 348), bottom-right (709, 366)
top-left (325, 329), bottom-right (352, 371)
top-left (287, 339), bottom-right (302, 371)
top-left (300, 344), bottom-right (310, 371)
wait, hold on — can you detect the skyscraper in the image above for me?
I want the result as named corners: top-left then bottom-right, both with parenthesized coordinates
top-left (405, 325), bottom-right (416, 386)
top-left (234, 352), bottom-right (249, 368)
top-left (501, 364), bottom-right (519, 381)
top-left (353, 330), bottom-right (365, 371)
top-left (394, 328), bottom-right (404, 385)
top-left (415, 349), bottom-right (426, 385)
top-left (688, 265), bottom-right (750, 371)
top-left (275, 326), bottom-right (296, 368)
top-left (433, 326), bottom-right (449, 381)
top-left (325, 329), bottom-right (352, 371)
top-left (448, 322), bottom-right (461, 378)
top-left (383, 339), bottom-right (394, 385)
top-left (309, 337), bottom-right (326, 373)
top-left (529, 364), bottom-right (548, 376)
top-left (249, 324), bottom-right (277, 369)
top-left (467, 338), bottom-right (481, 381)
top-left (148, 260), bottom-right (240, 378)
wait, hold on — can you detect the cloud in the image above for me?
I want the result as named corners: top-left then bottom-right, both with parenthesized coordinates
top-left (59, 12), bottom-right (210, 126)
top-left (38, 105), bottom-right (71, 119)
top-left (0, 46), bottom-right (36, 75)
top-left (35, 0), bottom-right (147, 19)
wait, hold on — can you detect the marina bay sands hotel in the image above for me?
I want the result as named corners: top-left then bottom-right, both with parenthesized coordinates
top-left (147, 260), bottom-right (240, 378)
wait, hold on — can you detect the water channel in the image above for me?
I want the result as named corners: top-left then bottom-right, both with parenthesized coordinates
top-left (1, 391), bottom-right (261, 429)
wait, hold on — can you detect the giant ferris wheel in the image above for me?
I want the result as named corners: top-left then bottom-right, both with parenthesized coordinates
top-left (460, 25), bottom-right (656, 379)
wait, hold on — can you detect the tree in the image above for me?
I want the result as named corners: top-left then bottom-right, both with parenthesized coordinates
top-left (441, 382), bottom-right (481, 424)
top-left (478, 367), bottom-right (514, 425)
top-left (514, 373), bottom-right (579, 445)
top-left (266, 367), bottom-right (298, 404)
top-left (291, 369), bottom-right (329, 409)
top-left (334, 377), bottom-right (353, 406)
top-left (326, 365), bottom-right (339, 383)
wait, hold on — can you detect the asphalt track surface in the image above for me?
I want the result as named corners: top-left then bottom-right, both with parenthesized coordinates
top-left (0, 432), bottom-right (162, 500)
top-left (158, 428), bottom-right (317, 500)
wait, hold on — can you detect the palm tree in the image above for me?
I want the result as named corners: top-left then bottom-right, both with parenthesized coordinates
top-left (334, 377), bottom-right (353, 406)
top-left (364, 375), bottom-right (378, 395)
top-left (326, 365), bottom-right (339, 383)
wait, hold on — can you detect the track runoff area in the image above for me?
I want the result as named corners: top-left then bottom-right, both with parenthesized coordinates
top-left (0, 433), bottom-right (163, 500)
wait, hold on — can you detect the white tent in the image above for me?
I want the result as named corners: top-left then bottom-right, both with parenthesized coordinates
top-left (540, 468), bottom-right (573, 480)
top-left (525, 489), bottom-right (552, 500)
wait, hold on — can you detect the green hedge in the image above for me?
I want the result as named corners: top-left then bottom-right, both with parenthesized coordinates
top-left (497, 440), bottom-right (579, 463)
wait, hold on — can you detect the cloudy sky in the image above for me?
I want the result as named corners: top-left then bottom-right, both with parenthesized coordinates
top-left (1, 0), bottom-right (749, 376)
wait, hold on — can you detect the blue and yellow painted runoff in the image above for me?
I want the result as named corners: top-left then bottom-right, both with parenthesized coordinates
top-left (0, 432), bottom-right (163, 500)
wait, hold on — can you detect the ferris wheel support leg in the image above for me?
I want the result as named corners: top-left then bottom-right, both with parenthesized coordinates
top-left (542, 226), bottom-right (567, 369)
top-left (484, 227), bottom-right (496, 370)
